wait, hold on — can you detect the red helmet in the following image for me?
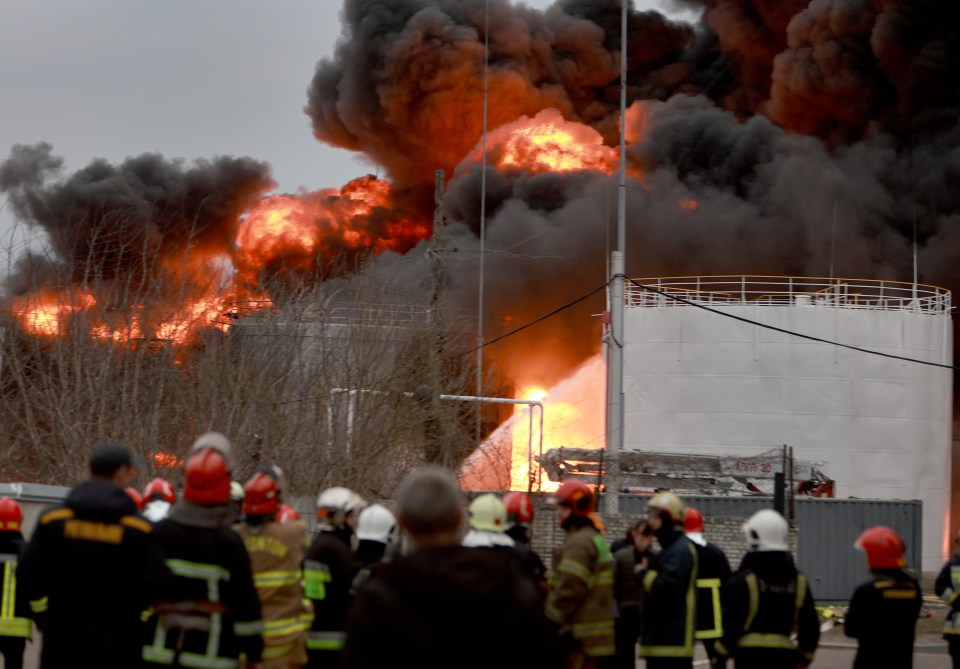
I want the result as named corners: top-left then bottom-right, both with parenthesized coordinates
top-left (684, 507), bottom-right (704, 533)
top-left (549, 479), bottom-right (594, 517)
top-left (277, 504), bottom-right (301, 524)
top-left (855, 526), bottom-right (906, 569)
top-left (243, 472), bottom-right (279, 516)
top-left (0, 498), bottom-right (23, 532)
top-left (503, 492), bottom-right (534, 526)
top-left (184, 449), bottom-right (231, 506)
top-left (143, 478), bottom-right (176, 505)
top-left (125, 487), bottom-right (143, 510)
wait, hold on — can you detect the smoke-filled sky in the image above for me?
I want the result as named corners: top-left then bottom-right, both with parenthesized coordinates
top-left (0, 0), bottom-right (667, 248)
top-left (1, 0), bottom-right (958, 392)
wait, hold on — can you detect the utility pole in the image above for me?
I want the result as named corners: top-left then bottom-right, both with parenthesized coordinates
top-left (604, 0), bottom-right (628, 514)
top-left (423, 170), bottom-right (447, 464)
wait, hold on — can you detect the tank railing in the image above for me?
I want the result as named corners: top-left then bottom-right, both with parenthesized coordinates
top-left (624, 276), bottom-right (951, 315)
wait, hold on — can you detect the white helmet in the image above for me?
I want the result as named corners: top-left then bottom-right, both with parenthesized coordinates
top-left (743, 509), bottom-right (789, 552)
top-left (190, 432), bottom-right (234, 470)
top-left (356, 504), bottom-right (398, 544)
top-left (316, 486), bottom-right (366, 528)
top-left (468, 494), bottom-right (508, 533)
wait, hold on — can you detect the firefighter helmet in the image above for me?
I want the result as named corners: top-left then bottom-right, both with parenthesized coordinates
top-left (855, 526), bottom-right (906, 569)
top-left (143, 478), bottom-right (176, 505)
top-left (468, 494), bottom-right (508, 532)
top-left (125, 487), bottom-right (143, 510)
top-left (316, 487), bottom-right (366, 527)
top-left (648, 491), bottom-right (685, 523)
top-left (356, 503), bottom-right (398, 544)
top-left (684, 507), bottom-right (704, 533)
top-left (230, 481), bottom-right (245, 503)
top-left (548, 479), bottom-right (594, 517)
top-left (244, 472), bottom-right (279, 516)
top-left (503, 491), bottom-right (534, 526)
top-left (0, 498), bottom-right (23, 532)
top-left (278, 505), bottom-right (301, 523)
top-left (189, 432), bottom-right (234, 470)
top-left (743, 509), bottom-right (789, 552)
top-left (183, 449), bottom-right (231, 506)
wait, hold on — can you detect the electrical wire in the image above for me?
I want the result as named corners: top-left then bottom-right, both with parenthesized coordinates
top-left (619, 274), bottom-right (960, 372)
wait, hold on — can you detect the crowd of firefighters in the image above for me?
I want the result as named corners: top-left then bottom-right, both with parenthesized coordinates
top-left (0, 434), bottom-right (954, 668)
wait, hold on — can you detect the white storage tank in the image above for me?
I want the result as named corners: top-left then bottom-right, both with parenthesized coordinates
top-left (622, 276), bottom-right (953, 571)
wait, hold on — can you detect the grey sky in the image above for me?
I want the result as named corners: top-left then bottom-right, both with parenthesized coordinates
top-left (0, 0), bottom-right (678, 255)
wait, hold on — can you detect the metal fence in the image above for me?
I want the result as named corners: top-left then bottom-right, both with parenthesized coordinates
top-left (618, 494), bottom-right (923, 601)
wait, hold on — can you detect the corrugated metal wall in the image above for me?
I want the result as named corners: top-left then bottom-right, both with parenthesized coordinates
top-left (616, 494), bottom-right (923, 601)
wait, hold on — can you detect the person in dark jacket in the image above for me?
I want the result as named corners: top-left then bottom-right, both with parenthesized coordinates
top-left (684, 508), bottom-right (732, 665)
top-left (715, 509), bottom-right (819, 669)
top-left (143, 447), bottom-right (264, 669)
top-left (304, 486), bottom-right (365, 667)
top-left (19, 441), bottom-right (169, 669)
top-left (934, 531), bottom-right (960, 668)
top-left (0, 498), bottom-right (32, 669)
top-left (613, 519), bottom-right (655, 669)
top-left (845, 526), bottom-right (921, 669)
top-left (340, 466), bottom-right (548, 669)
top-left (503, 491), bottom-right (547, 591)
top-left (638, 492), bottom-right (698, 669)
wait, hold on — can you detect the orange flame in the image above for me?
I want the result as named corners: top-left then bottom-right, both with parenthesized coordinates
top-left (233, 175), bottom-right (429, 285)
top-left (12, 289), bottom-right (96, 337)
top-left (149, 451), bottom-right (184, 469)
top-left (470, 108), bottom-right (616, 176)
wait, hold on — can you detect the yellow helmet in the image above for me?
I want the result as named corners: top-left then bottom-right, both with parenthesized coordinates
top-left (468, 494), bottom-right (508, 533)
top-left (647, 491), bottom-right (685, 523)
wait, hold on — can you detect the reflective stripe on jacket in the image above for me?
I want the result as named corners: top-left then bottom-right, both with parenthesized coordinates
top-left (639, 533), bottom-right (698, 658)
top-left (235, 519), bottom-right (312, 645)
top-left (0, 553), bottom-right (30, 638)
top-left (545, 523), bottom-right (615, 658)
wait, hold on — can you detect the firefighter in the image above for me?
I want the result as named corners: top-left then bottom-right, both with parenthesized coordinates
top-left (503, 491), bottom-right (547, 590)
top-left (638, 491), bottom-right (698, 669)
top-left (545, 479), bottom-right (615, 669)
top-left (612, 519), bottom-right (655, 669)
top-left (142, 477), bottom-right (177, 523)
top-left (254, 465), bottom-right (301, 524)
top-left (934, 530), bottom-right (960, 668)
top-left (340, 466), bottom-right (547, 669)
top-left (684, 507), bottom-right (731, 665)
top-left (0, 498), bottom-right (32, 669)
top-left (350, 503), bottom-right (398, 595)
top-left (463, 494), bottom-right (514, 547)
top-left (714, 509), bottom-right (819, 669)
top-left (845, 526), bottom-right (921, 669)
top-left (304, 486), bottom-right (365, 667)
top-left (19, 441), bottom-right (169, 669)
top-left (143, 448), bottom-right (264, 669)
top-left (235, 471), bottom-right (312, 668)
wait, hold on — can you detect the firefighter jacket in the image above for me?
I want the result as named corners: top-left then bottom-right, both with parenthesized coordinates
top-left (0, 532), bottom-right (30, 640)
top-left (235, 518), bottom-right (313, 660)
top-left (545, 519), bottom-right (616, 657)
top-left (639, 528), bottom-right (698, 659)
top-left (143, 502), bottom-right (264, 668)
top-left (341, 544), bottom-right (549, 669)
top-left (845, 568), bottom-right (921, 669)
top-left (716, 551), bottom-right (819, 668)
top-left (18, 479), bottom-right (169, 669)
top-left (936, 554), bottom-right (960, 636)
top-left (691, 540), bottom-right (731, 641)
top-left (304, 528), bottom-right (355, 654)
